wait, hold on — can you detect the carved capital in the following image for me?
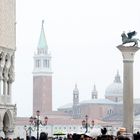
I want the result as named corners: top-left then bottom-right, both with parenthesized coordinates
top-left (117, 45), bottom-right (140, 62)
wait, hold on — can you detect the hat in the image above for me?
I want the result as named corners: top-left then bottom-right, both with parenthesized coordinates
top-left (119, 127), bottom-right (126, 132)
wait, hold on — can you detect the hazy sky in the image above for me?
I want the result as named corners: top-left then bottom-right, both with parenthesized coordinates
top-left (13, 0), bottom-right (140, 117)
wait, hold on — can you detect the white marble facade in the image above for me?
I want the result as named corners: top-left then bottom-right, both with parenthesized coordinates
top-left (0, 0), bottom-right (16, 138)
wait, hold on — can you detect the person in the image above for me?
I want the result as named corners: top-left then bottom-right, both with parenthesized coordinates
top-left (117, 128), bottom-right (126, 136)
top-left (97, 127), bottom-right (114, 140)
top-left (67, 134), bottom-right (73, 140)
top-left (83, 134), bottom-right (93, 140)
top-left (115, 135), bottom-right (130, 140)
top-left (101, 128), bottom-right (107, 135)
top-left (133, 132), bottom-right (140, 140)
top-left (39, 132), bottom-right (48, 140)
top-left (72, 133), bottom-right (81, 140)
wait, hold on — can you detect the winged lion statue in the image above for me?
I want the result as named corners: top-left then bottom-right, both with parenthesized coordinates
top-left (121, 31), bottom-right (140, 47)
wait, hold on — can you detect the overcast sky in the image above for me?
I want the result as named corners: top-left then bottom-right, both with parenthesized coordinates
top-left (13, 0), bottom-right (140, 117)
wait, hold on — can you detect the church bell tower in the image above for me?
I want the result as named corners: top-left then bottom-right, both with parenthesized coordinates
top-left (72, 84), bottom-right (80, 118)
top-left (33, 21), bottom-right (52, 116)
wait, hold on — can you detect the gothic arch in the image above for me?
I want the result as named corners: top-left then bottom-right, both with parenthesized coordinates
top-left (3, 110), bottom-right (13, 134)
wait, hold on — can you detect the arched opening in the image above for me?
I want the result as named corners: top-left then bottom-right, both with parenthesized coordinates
top-left (3, 111), bottom-right (12, 136)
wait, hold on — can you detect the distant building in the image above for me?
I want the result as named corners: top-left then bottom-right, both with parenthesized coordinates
top-left (57, 71), bottom-right (140, 123)
top-left (31, 21), bottom-right (140, 123)
top-left (15, 21), bottom-right (140, 138)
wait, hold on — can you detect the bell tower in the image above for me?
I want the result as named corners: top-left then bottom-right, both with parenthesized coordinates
top-left (91, 84), bottom-right (98, 99)
top-left (72, 84), bottom-right (80, 118)
top-left (33, 21), bottom-right (52, 116)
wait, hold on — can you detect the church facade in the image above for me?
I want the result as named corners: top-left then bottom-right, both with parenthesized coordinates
top-left (57, 72), bottom-right (140, 122)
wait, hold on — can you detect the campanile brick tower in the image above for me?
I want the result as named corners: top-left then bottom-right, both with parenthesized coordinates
top-left (33, 21), bottom-right (52, 116)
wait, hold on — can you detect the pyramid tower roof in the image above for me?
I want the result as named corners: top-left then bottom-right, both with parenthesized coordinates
top-left (37, 20), bottom-right (48, 49)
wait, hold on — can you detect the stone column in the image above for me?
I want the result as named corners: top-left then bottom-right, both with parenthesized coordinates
top-left (7, 54), bottom-right (15, 97)
top-left (3, 54), bottom-right (11, 96)
top-left (3, 66), bottom-right (8, 96)
top-left (117, 45), bottom-right (139, 133)
top-left (0, 52), bottom-right (5, 95)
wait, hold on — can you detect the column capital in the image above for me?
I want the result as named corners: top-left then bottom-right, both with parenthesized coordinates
top-left (117, 45), bottom-right (140, 62)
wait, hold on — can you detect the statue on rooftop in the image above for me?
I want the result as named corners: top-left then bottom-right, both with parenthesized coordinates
top-left (121, 31), bottom-right (140, 47)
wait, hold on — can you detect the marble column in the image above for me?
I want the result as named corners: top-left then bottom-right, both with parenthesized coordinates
top-left (117, 45), bottom-right (139, 133)
top-left (0, 52), bottom-right (5, 95)
top-left (7, 54), bottom-right (15, 98)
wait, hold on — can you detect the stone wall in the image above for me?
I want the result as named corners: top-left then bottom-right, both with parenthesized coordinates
top-left (0, 0), bottom-right (16, 50)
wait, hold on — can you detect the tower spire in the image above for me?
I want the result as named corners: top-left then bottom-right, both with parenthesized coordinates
top-left (91, 84), bottom-right (98, 99)
top-left (114, 70), bottom-right (121, 83)
top-left (37, 20), bottom-right (48, 49)
top-left (42, 20), bottom-right (44, 26)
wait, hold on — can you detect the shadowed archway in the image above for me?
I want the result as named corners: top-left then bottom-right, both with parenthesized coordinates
top-left (3, 110), bottom-right (13, 137)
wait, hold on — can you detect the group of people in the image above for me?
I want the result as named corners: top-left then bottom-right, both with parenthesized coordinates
top-left (25, 127), bottom-right (140, 140)
top-left (1, 127), bottom-right (140, 140)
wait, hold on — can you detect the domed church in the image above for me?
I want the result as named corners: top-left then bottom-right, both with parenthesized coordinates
top-left (57, 71), bottom-right (140, 122)
top-left (105, 71), bottom-right (123, 102)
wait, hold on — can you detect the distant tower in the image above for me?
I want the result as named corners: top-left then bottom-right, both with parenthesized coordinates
top-left (91, 84), bottom-right (98, 99)
top-left (33, 21), bottom-right (52, 116)
top-left (114, 71), bottom-right (121, 83)
top-left (73, 84), bottom-right (80, 118)
top-left (73, 84), bottom-right (79, 105)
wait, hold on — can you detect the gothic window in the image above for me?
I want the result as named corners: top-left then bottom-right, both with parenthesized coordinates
top-left (36, 60), bottom-right (41, 68)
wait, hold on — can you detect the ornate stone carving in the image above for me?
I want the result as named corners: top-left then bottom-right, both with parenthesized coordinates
top-left (121, 31), bottom-right (140, 47)
top-left (0, 52), bottom-right (5, 80)
top-left (8, 54), bottom-right (15, 83)
top-left (3, 53), bottom-right (11, 82)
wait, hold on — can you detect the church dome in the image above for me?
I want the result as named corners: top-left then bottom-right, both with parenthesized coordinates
top-left (105, 71), bottom-right (123, 102)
